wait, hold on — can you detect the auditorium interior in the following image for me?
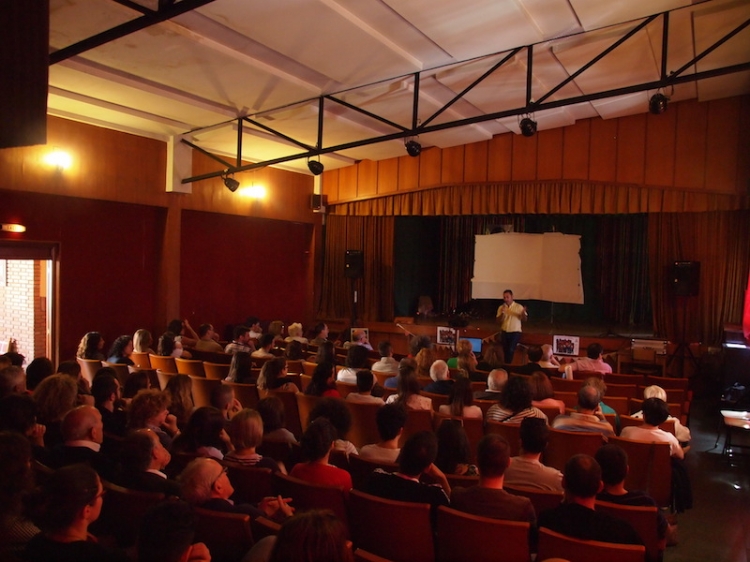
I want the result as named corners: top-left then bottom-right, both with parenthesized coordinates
top-left (1, 0), bottom-right (750, 561)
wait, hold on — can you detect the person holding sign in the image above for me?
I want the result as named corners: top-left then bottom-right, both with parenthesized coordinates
top-left (496, 289), bottom-right (528, 364)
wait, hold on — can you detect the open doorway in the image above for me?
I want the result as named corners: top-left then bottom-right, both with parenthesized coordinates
top-left (0, 242), bottom-right (58, 366)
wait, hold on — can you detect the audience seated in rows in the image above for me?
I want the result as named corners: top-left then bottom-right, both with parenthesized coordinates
top-left (504, 418), bottom-right (563, 492)
top-left (439, 376), bottom-right (483, 419)
top-left (211, 384), bottom-right (242, 421)
top-left (91, 370), bottom-right (128, 436)
top-left (384, 356), bottom-right (415, 390)
top-left (225, 325), bottom-right (254, 355)
top-left (621, 398), bottom-right (684, 459)
top-left (559, 342), bottom-right (612, 375)
top-left (486, 375), bottom-right (547, 424)
top-left (513, 345), bottom-right (544, 375)
top-left (528, 372), bottom-right (566, 415)
top-left (424, 360), bottom-right (453, 395)
top-left (157, 330), bottom-right (189, 359)
top-left (226, 351), bottom-right (254, 384)
top-left (107, 335), bottom-right (135, 365)
top-left (385, 365), bottom-right (432, 411)
top-left (435, 419), bottom-right (477, 476)
top-left (195, 323), bottom-right (223, 354)
top-left (164, 374), bottom-right (194, 430)
top-left (138, 500), bottom-right (210, 562)
top-left (127, 388), bottom-right (179, 449)
top-left (133, 329), bottom-right (156, 355)
top-left (289, 418), bottom-right (352, 490)
top-left (172, 406), bottom-right (232, 460)
top-left (346, 370), bottom-right (384, 404)
top-left (258, 358), bottom-right (299, 393)
top-left (314, 341), bottom-right (336, 366)
top-left (0, 431), bottom-right (39, 559)
top-left (252, 334), bottom-right (276, 360)
top-left (309, 322), bottom-right (329, 347)
top-left (33, 374), bottom-right (79, 449)
top-left (371, 340), bottom-right (399, 374)
top-left (358, 403), bottom-right (405, 463)
top-left (285, 323), bottom-right (308, 345)
top-left (224, 408), bottom-right (281, 472)
top-left (115, 428), bottom-right (181, 496)
top-left (306, 362), bottom-right (340, 397)
top-left (76, 331), bottom-right (106, 361)
top-left (552, 385), bottom-right (614, 437)
top-left (309, 397), bottom-right (357, 456)
top-left (256, 396), bottom-right (297, 443)
top-left (337, 345), bottom-right (370, 385)
top-left (632, 385), bottom-right (691, 445)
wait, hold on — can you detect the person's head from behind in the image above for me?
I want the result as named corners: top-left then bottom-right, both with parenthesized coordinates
top-left (487, 369), bottom-right (508, 392)
top-left (584, 376), bottom-right (607, 398)
top-left (409, 335), bottom-right (433, 357)
top-left (123, 370), bottom-right (151, 399)
top-left (61, 405), bottom-right (103, 445)
top-left (397, 369), bottom-right (421, 399)
top-left (526, 345), bottom-right (543, 363)
top-left (456, 339), bottom-right (473, 357)
top-left (182, 406), bottom-right (227, 451)
top-left (476, 434), bottom-right (511, 479)
top-left (309, 362), bottom-right (335, 394)
top-left (24, 463), bottom-right (103, 533)
top-left (285, 340), bottom-right (304, 360)
top-left (56, 360), bottom-right (81, 381)
top-left (179, 457), bottom-right (232, 504)
top-left (109, 335), bottom-right (134, 359)
top-left (256, 396), bottom-right (286, 433)
top-left (138, 500), bottom-right (199, 562)
top-left (128, 389), bottom-right (171, 429)
top-left (312, 322), bottom-right (328, 340)
top-left (398, 430), bottom-right (438, 477)
top-left (346, 344), bottom-right (369, 369)
top-left (0, 431), bottom-right (33, 519)
top-left (121, 428), bottom-right (170, 473)
top-left (500, 375), bottom-right (532, 412)
top-left (33, 374), bottom-right (78, 423)
top-left (643, 385), bottom-right (668, 402)
top-left (519, 417), bottom-right (549, 454)
top-left (642, 397), bottom-right (670, 426)
top-left (586, 342), bottom-right (603, 360)
top-left (300, 417), bottom-right (336, 462)
top-left (157, 331), bottom-right (177, 356)
top-left (398, 357), bottom-right (417, 378)
top-left (197, 324), bottom-right (214, 339)
top-left (259, 333), bottom-right (275, 350)
top-left (228, 408), bottom-right (264, 451)
top-left (309, 397), bottom-right (352, 441)
top-left (288, 323), bottom-right (304, 339)
top-left (541, 344), bottom-right (555, 362)
top-left (481, 343), bottom-right (504, 369)
top-left (355, 369), bottom-right (374, 393)
top-left (25, 357), bottom-right (54, 391)
top-left (429, 359), bottom-right (449, 382)
top-left (0, 365), bottom-right (26, 398)
top-left (269, 509), bottom-right (353, 562)
top-left (435, 419), bottom-right (471, 474)
top-left (375, 404), bottom-right (406, 442)
top-left (77, 331), bottom-right (103, 359)
top-left (577, 384), bottom-right (601, 411)
top-left (378, 340), bottom-right (392, 358)
top-left (0, 393), bottom-right (38, 435)
top-left (229, 351), bottom-right (253, 383)
top-left (528, 372), bottom-right (554, 401)
top-left (210, 384), bottom-right (235, 413)
top-left (167, 319), bottom-right (184, 335)
top-left (246, 317), bottom-right (261, 332)
top-left (315, 341), bottom-right (335, 364)
top-left (457, 353), bottom-right (477, 373)
top-left (133, 329), bottom-right (153, 353)
top-left (563, 454), bottom-right (602, 499)
top-left (595, 444), bottom-right (628, 486)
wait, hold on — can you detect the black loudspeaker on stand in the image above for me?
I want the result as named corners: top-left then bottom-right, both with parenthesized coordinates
top-left (668, 261), bottom-right (700, 376)
top-left (345, 250), bottom-right (363, 327)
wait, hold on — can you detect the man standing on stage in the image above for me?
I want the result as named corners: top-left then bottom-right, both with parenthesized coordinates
top-left (496, 289), bottom-right (528, 364)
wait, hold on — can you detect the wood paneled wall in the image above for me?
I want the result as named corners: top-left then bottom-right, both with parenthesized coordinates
top-left (322, 96), bottom-right (750, 204)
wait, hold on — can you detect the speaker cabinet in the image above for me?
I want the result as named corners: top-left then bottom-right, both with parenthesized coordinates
top-left (345, 250), bottom-right (364, 279)
top-left (310, 194), bottom-right (326, 211)
top-left (672, 261), bottom-right (700, 297)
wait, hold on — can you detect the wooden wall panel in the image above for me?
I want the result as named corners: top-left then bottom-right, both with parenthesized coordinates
top-left (356, 160), bottom-right (378, 197)
top-left (705, 98), bottom-right (740, 193)
top-left (536, 128), bottom-right (563, 180)
top-left (644, 109), bottom-right (677, 187)
top-left (337, 165), bottom-right (359, 200)
top-left (488, 134), bottom-right (512, 181)
top-left (397, 155), bottom-right (420, 191)
top-left (511, 135), bottom-right (538, 181)
top-left (441, 145), bottom-right (465, 184)
top-left (377, 159), bottom-right (399, 195)
top-left (737, 96), bottom-right (750, 195)
top-left (589, 118), bottom-right (618, 182)
top-left (419, 148), bottom-right (442, 186)
top-left (674, 99), bottom-right (708, 189)
top-left (464, 141), bottom-right (489, 183)
top-left (321, 169), bottom-right (339, 201)
top-left (616, 114), bottom-right (646, 185)
top-left (562, 120), bottom-right (590, 180)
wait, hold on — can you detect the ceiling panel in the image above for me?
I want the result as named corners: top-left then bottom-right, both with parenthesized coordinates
top-left (568, 0), bottom-right (691, 31)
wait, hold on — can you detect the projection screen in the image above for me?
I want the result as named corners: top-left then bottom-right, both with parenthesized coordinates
top-left (471, 232), bottom-right (584, 304)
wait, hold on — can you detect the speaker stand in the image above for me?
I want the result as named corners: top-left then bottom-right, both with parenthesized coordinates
top-left (667, 296), bottom-right (699, 377)
top-left (350, 278), bottom-right (358, 328)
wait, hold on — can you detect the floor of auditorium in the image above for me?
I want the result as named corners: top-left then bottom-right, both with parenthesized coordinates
top-left (663, 397), bottom-right (750, 562)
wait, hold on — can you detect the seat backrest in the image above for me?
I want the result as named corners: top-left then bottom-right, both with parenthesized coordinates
top-left (629, 398), bottom-right (681, 418)
top-left (605, 395), bottom-right (630, 415)
top-left (336, 380), bottom-right (359, 399)
top-left (76, 358), bottom-right (102, 385)
top-left (156, 369), bottom-right (178, 391)
top-left (188, 375), bottom-right (221, 408)
top-left (295, 392), bottom-right (323, 433)
top-left (98, 481), bottom-right (164, 547)
top-left (193, 506), bottom-right (254, 562)
top-left (348, 454), bottom-right (397, 490)
top-left (607, 373), bottom-right (647, 386)
top-left (102, 361), bottom-right (130, 386)
top-left (537, 405), bottom-right (563, 424)
top-left (484, 421), bottom-right (522, 456)
top-left (345, 400), bottom-right (383, 449)
top-left (544, 428), bottom-right (606, 471)
top-left (302, 361), bottom-right (317, 376)
top-left (348, 489), bottom-right (434, 562)
top-left (436, 505), bottom-right (530, 562)
top-left (224, 381), bottom-right (259, 409)
top-left (354, 548), bottom-right (394, 562)
top-left (505, 485), bottom-right (564, 515)
top-left (596, 500), bottom-right (663, 562)
top-left (175, 357), bottom-right (205, 377)
top-left (399, 407), bottom-right (434, 447)
top-left (272, 472), bottom-right (350, 535)
top-left (224, 465), bottom-right (274, 504)
top-left (537, 527), bottom-right (646, 562)
top-left (149, 354), bottom-right (177, 373)
top-left (419, 390), bottom-right (449, 411)
top-left (554, 391), bottom-right (579, 409)
top-left (130, 351), bottom-right (151, 369)
top-left (285, 359), bottom-right (304, 374)
top-left (268, 389), bottom-right (303, 439)
top-left (608, 436), bottom-right (672, 507)
top-left (300, 374), bottom-right (312, 392)
top-left (433, 412), bottom-right (484, 463)
top-left (372, 370), bottom-right (396, 388)
top-left (619, 415), bottom-right (674, 436)
top-left (550, 377), bottom-right (582, 393)
top-left (605, 382), bottom-right (639, 399)
top-left (203, 361), bottom-right (230, 380)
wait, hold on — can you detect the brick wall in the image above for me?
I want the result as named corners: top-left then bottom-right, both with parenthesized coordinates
top-left (0, 259), bottom-right (46, 361)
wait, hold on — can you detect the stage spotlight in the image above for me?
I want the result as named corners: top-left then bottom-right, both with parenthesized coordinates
top-left (649, 93), bottom-right (669, 115)
top-left (405, 139), bottom-right (421, 157)
top-left (519, 117), bottom-right (537, 137)
top-left (308, 159), bottom-right (324, 175)
top-left (222, 171), bottom-right (240, 193)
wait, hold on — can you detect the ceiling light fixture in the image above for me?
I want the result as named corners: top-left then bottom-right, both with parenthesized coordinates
top-left (405, 139), bottom-right (421, 157)
top-left (221, 170), bottom-right (240, 192)
top-left (519, 117), bottom-right (537, 137)
top-left (1, 223), bottom-right (26, 233)
top-left (307, 159), bottom-right (324, 176)
top-left (649, 93), bottom-right (669, 115)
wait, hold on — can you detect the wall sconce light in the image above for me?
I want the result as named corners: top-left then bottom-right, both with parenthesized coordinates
top-left (221, 170), bottom-right (240, 192)
top-left (1, 223), bottom-right (26, 233)
top-left (43, 149), bottom-right (72, 170)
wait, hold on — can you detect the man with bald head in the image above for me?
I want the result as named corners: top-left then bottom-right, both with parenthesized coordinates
top-left (551, 385), bottom-right (614, 437)
top-left (46, 405), bottom-right (118, 479)
top-left (474, 368), bottom-right (508, 400)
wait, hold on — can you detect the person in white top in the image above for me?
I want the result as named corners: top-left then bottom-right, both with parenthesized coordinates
top-left (336, 345), bottom-right (370, 385)
top-left (539, 344), bottom-right (560, 369)
top-left (346, 370), bottom-right (385, 405)
top-left (496, 289), bottom-right (528, 364)
top-left (559, 342), bottom-right (612, 375)
top-left (631, 385), bottom-right (691, 444)
top-left (284, 323), bottom-right (309, 344)
top-left (438, 377), bottom-right (483, 419)
top-left (359, 403), bottom-right (406, 464)
top-left (371, 341), bottom-right (399, 375)
top-left (621, 398), bottom-right (684, 459)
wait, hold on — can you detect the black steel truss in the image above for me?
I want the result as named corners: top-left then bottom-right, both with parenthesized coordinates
top-left (183, 8), bottom-right (750, 184)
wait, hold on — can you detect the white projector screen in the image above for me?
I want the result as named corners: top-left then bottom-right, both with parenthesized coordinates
top-left (471, 232), bottom-right (584, 304)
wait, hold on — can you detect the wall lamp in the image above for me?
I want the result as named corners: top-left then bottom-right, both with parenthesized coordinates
top-left (405, 139), bottom-right (422, 157)
top-left (221, 170), bottom-right (240, 192)
top-left (307, 158), bottom-right (324, 175)
top-left (1, 223), bottom-right (26, 233)
top-left (519, 117), bottom-right (537, 137)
